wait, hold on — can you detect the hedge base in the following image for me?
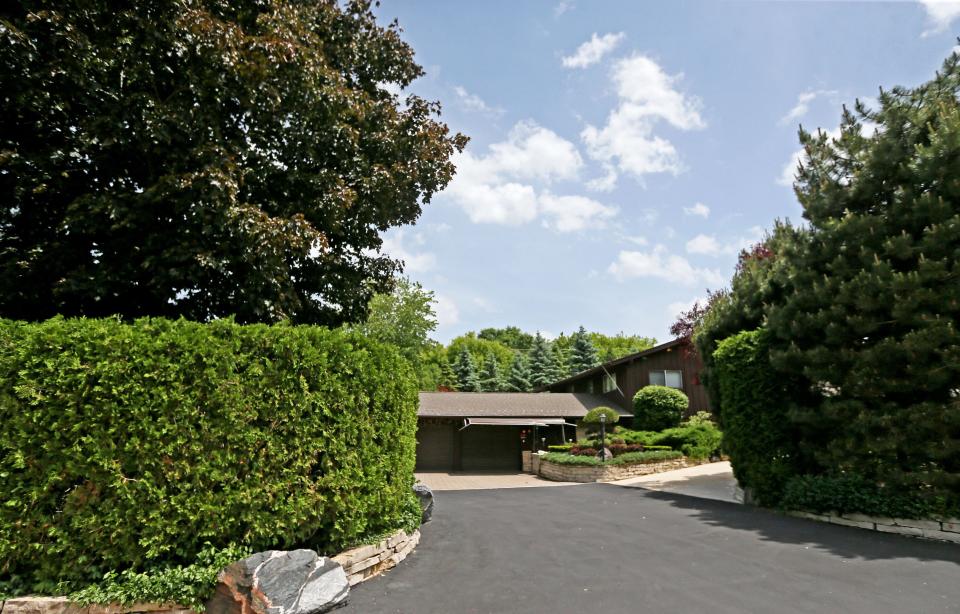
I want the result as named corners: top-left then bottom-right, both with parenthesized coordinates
top-left (1, 528), bottom-right (421, 614)
top-left (538, 457), bottom-right (704, 483)
top-left (785, 511), bottom-right (960, 544)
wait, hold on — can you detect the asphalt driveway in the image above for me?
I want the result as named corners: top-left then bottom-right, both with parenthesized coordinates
top-left (345, 483), bottom-right (960, 613)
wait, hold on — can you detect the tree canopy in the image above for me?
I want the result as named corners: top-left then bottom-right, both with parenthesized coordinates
top-left (0, 0), bottom-right (466, 325)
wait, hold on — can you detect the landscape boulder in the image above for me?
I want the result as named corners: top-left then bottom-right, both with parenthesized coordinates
top-left (206, 549), bottom-right (348, 614)
top-left (413, 483), bottom-right (434, 523)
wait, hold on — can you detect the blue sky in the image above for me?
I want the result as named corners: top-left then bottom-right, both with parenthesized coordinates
top-left (372, 0), bottom-right (960, 343)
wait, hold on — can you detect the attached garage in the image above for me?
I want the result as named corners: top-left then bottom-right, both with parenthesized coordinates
top-left (461, 425), bottom-right (521, 471)
top-left (416, 392), bottom-right (628, 473)
top-left (415, 421), bottom-right (456, 471)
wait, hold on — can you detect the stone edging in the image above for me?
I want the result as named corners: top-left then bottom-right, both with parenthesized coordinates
top-left (0, 528), bottom-right (421, 614)
top-left (538, 457), bottom-right (704, 483)
top-left (332, 528), bottom-right (420, 586)
top-left (786, 511), bottom-right (960, 544)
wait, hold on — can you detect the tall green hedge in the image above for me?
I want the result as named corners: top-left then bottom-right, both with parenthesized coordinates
top-left (712, 329), bottom-right (801, 506)
top-left (0, 317), bottom-right (419, 593)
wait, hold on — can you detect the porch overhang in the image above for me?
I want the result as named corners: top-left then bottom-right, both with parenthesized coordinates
top-left (459, 417), bottom-right (577, 430)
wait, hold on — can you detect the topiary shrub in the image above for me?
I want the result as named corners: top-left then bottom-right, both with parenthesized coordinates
top-left (581, 406), bottom-right (620, 433)
top-left (632, 386), bottom-right (687, 431)
top-left (0, 317), bottom-right (419, 595)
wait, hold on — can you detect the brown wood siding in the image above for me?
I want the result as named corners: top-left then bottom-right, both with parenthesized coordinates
top-left (549, 345), bottom-right (711, 418)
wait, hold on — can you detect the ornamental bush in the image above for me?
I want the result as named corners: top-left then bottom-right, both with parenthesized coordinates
top-left (712, 329), bottom-right (801, 506)
top-left (0, 317), bottom-right (419, 594)
top-left (632, 386), bottom-right (687, 431)
top-left (582, 406), bottom-right (621, 428)
top-left (780, 475), bottom-right (949, 520)
top-left (653, 423), bottom-right (723, 460)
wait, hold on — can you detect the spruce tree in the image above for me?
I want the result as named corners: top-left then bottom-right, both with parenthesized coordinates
top-left (548, 342), bottom-right (570, 383)
top-left (451, 347), bottom-right (481, 392)
top-left (529, 332), bottom-right (553, 388)
top-left (569, 325), bottom-right (600, 375)
top-left (506, 353), bottom-right (533, 392)
top-left (480, 353), bottom-right (504, 392)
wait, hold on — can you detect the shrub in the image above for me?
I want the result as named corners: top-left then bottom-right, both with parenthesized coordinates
top-left (651, 424), bottom-right (723, 460)
top-left (632, 386), bottom-right (687, 431)
top-left (541, 452), bottom-right (602, 466)
top-left (781, 475), bottom-right (948, 520)
top-left (541, 450), bottom-right (682, 467)
top-left (581, 406), bottom-right (621, 432)
top-left (0, 317), bottom-right (419, 595)
top-left (547, 443), bottom-right (575, 453)
top-left (607, 450), bottom-right (682, 466)
top-left (712, 329), bottom-right (799, 506)
top-left (67, 544), bottom-right (253, 611)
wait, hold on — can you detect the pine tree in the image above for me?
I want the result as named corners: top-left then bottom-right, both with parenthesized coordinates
top-left (569, 325), bottom-right (600, 375)
top-left (451, 347), bottom-right (481, 392)
top-left (548, 342), bottom-right (569, 383)
top-left (480, 353), bottom-right (504, 392)
top-left (439, 358), bottom-right (459, 391)
top-left (505, 353), bottom-right (532, 392)
top-left (529, 332), bottom-right (553, 388)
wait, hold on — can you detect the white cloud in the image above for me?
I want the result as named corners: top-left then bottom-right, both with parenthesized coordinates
top-left (539, 193), bottom-right (617, 232)
top-left (454, 86), bottom-right (504, 117)
top-left (554, 1), bottom-right (573, 17)
top-left (582, 55), bottom-right (705, 187)
top-left (586, 163), bottom-right (618, 192)
top-left (434, 294), bottom-right (460, 327)
top-left (685, 227), bottom-right (765, 257)
top-left (562, 32), bottom-right (625, 69)
top-left (918, 0), bottom-right (960, 35)
top-left (607, 245), bottom-right (724, 286)
top-left (780, 89), bottom-right (838, 125)
top-left (683, 202), bottom-right (710, 218)
top-left (380, 229), bottom-right (437, 273)
top-left (685, 233), bottom-right (722, 256)
top-left (443, 120), bottom-right (616, 232)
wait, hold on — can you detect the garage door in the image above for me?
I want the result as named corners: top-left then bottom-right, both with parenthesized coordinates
top-left (461, 426), bottom-right (521, 471)
top-left (416, 422), bottom-right (455, 471)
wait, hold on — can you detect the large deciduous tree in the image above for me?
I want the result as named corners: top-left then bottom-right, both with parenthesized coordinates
top-left (0, 0), bottom-right (467, 324)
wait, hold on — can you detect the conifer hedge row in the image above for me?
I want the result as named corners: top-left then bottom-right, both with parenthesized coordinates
top-left (0, 317), bottom-right (419, 593)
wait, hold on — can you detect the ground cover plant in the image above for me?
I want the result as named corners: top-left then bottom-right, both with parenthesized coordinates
top-left (0, 317), bottom-right (420, 598)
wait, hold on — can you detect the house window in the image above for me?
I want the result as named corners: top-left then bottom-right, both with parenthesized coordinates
top-left (602, 372), bottom-right (617, 393)
top-left (649, 370), bottom-right (683, 389)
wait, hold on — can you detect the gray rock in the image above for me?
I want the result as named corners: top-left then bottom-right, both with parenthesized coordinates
top-left (206, 549), bottom-right (348, 614)
top-left (413, 483), bottom-right (434, 523)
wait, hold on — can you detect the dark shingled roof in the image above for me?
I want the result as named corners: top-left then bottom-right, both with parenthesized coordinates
top-left (417, 392), bottom-right (630, 418)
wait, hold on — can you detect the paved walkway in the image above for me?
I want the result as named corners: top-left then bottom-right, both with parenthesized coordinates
top-left (415, 471), bottom-right (581, 490)
top-left (346, 484), bottom-right (960, 613)
top-left (613, 460), bottom-right (742, 503)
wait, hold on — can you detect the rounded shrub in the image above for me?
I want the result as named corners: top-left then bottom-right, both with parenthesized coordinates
top-left (632, 385), bottom-right (687, 431)
top-left (581, 406), bottom-right (620, 434)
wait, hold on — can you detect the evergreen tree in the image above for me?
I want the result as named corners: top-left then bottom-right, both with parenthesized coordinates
top-left (505, 353), bottom-right (532, 392)
top-left (569, 326), bottom-right (600, 375)
top-left (480, 353), bottom-right (504, 392)
top-left (548, 342), bottom-right (570, 383)
top-left (451, 347), bottom-right (481, 392)
top-left (529, 332), bottom-right (553, 388)
top-left (439, 354), bottom-right (459, 391)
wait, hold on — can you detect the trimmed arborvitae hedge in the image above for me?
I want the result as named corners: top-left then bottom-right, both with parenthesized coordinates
top-left (632, 385), bottom-right (687, 431)
top-left (0, 317), bottom-right (419, 593)
top-left (712, 329), bottom-right (802, 506)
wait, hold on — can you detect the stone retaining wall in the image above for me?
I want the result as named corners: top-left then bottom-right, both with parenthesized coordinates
top-left (538, 457), bottom-right (701, 482)
top-left (332, 528), bottom-right (420, 586)
top-left (786, 511), bottom-right (960, 544)
top-left (1, 528), bottom-right (421, 614)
